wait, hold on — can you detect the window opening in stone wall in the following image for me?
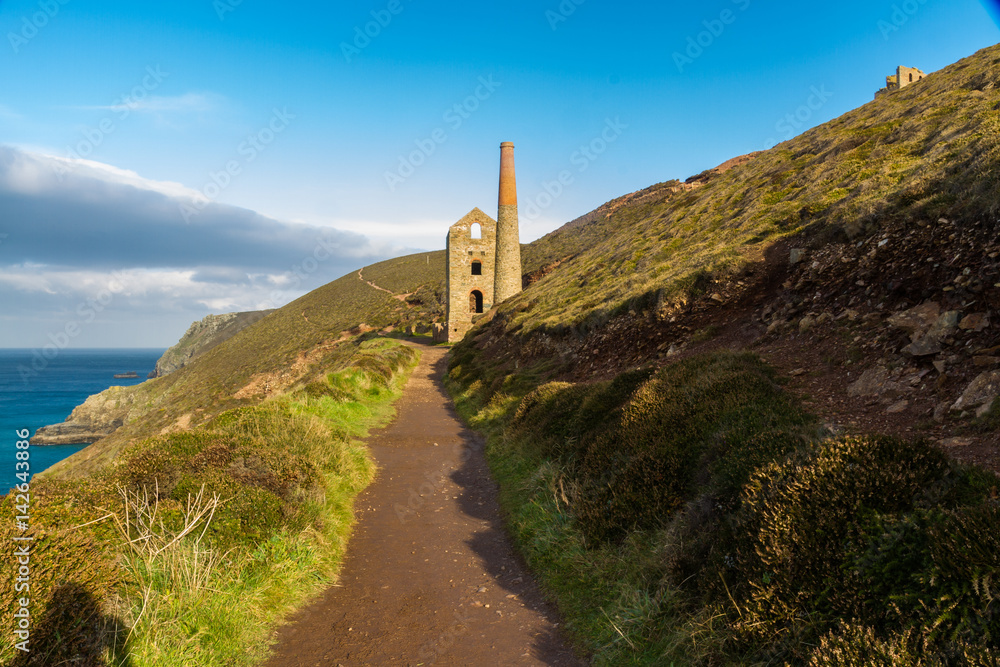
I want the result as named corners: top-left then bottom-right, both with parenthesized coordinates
top-left (470, 290), bottom-right (484, 313)
top-left (471, 260), bottom-right (482, 275)
top-left (470, 223), bottom-right (482, 239)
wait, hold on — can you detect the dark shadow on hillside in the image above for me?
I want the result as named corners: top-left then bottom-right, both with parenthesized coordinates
top-left (424, 351), bottom-right (585, 666)
top-left (6, 582), bottom-right (131, 667)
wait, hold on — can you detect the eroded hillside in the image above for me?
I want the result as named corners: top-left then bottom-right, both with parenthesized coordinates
top-left (460, 44), bottom-right (1000, 459)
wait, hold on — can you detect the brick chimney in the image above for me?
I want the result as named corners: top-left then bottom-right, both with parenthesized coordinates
top-left (494, 141), bottom-right (522, 303)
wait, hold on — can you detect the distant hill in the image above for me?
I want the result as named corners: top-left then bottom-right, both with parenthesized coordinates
top-left (41, 250), bottom-right (446, 479)
top-left (149, 310), bottom-right (276, 378)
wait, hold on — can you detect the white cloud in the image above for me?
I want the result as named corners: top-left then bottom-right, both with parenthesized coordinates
top-left (0, 145), bottom-right (394, 346)
top-left (0, 265), bottom-right (306, 312)
top-left (0, 271), bottom-right (58, 294)
top-left (0, 145), bottom-right (377, 272)
top-left (0, 149), bottom-right (201, 200)
top-left (74, 92), bottom-right (223, 115)
top-left (43, 154), bottom-right (203, 200)
top-left (324, 217), bottom-right (447, 251)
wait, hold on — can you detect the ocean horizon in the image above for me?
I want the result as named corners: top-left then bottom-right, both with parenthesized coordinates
top-left (0, 348), bottom-right (165, 494)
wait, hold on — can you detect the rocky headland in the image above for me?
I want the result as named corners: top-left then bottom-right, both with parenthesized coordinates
top-left (150, 310), bottom-right (274, 378)
top-left (31, 385), bottom-right (145, 445)
top-left (32, 310), bottom-right (273, 445)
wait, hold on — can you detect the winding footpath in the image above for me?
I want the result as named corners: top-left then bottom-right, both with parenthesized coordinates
top-left (264, 342), bottom-right (583, 666)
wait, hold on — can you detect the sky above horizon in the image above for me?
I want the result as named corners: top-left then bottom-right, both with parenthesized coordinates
top-left (1, 0), bottom-right (999, 348)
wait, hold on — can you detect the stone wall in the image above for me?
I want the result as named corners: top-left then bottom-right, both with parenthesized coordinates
top-left (446, 208), bottom-right (497, 342)
top-left (897, 65), bottom-right (925, 88)
top-left (875, 65), bottom-right (925, 98)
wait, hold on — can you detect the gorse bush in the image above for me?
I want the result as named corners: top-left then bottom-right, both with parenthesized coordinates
top-left (448, 341), bottom-right (1000, 665)
top-left (807, 623), bottom-right (1000, 667)
top-left (726, 435), bottom-right (1000, 661)
top-left (507, 353), bottom-right (811, 543)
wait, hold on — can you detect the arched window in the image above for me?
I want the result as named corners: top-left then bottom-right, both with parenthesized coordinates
top-left (470, 223), bottom-right (482, 240)
top-left (470, 290), bottom-right (484, 314)
top-left (471, 260), bottom-right (482, 276)
top-left (909, 73), bottom-right (913, 83)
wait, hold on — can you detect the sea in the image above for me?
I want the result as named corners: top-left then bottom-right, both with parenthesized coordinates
top-left (0, 348), bottom-right (165, 494)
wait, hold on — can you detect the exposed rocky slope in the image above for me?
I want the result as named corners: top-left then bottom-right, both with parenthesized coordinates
top-left (514, 44), bottom-right (999, 335)
top-left (30, 385), bottom-right (154, 445)
top-left (150, 310), bottom-right (274, 378)
top-left (465, 42), bottom-right (1000, 473)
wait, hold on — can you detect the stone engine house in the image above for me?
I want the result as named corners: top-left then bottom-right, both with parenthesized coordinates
top-left (446, 208), bottom-right (497, 341)
top-left (444, 142), bottom-right (522, 342)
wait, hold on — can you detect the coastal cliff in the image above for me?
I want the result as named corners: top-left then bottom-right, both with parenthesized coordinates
top-left (31, 310), bottom-right (273, 445)
top-left (30, 384), bottom-right (146, 445)
top-left (150, 310), bottom-right (274, 378)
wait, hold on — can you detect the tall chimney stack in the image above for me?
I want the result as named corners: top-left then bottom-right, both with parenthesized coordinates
top-left (494, 141), bottom-right (522, 303)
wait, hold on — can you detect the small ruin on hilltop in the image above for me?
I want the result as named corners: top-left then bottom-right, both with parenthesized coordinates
top-left (875, 65), bottom-right (925, 99)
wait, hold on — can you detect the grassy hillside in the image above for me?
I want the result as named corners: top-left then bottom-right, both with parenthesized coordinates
top-left (20, 39), bottom-right (1000, 667)
top-left (447, 43), bottom-right (1000, 666)
top-left (151, 310), bottom-right (275, 378)
top-left (513, 44), bottom-right (999, 333)
top-left (3, 338), bottom-right (419, 666)
top-left (42, 250), bottom-right (446, 480)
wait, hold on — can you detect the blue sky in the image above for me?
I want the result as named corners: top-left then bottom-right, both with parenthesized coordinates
top-left (1, 0), bottom-right (998, 348)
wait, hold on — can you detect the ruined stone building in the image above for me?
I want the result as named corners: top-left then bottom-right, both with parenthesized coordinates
top-left (444, 142), bottom-right (522, 342)
top-left (875, 65), bottom-right (925, 99)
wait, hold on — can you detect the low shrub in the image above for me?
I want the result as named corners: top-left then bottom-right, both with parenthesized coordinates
top-left (509, 353), bottom-right (812, 543)
top-left (450, 347), bottom-right (1000, 665)
top-left (807, 623), bottom-right (1000, 667)
top-left (727, 435), bottom-right (1000, 662)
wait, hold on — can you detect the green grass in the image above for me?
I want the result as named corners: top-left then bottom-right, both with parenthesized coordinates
top-left (13, 40), bottom-right (1000, 667)
top-left (447, 345), bottom-right (1000, 666)
top-left (0, 339), bottom-right (419, 666)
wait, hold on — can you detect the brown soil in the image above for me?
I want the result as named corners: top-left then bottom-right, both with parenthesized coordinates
top-left (486, 235), bottom-right (999, 477)
top-left (262, 342), bottom-right (583, 666)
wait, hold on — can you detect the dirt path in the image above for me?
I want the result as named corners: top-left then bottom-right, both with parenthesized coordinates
top-left (359, 268), bottom-right (413, 302)
top-left (263, 342), bottom-right (583, 666)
